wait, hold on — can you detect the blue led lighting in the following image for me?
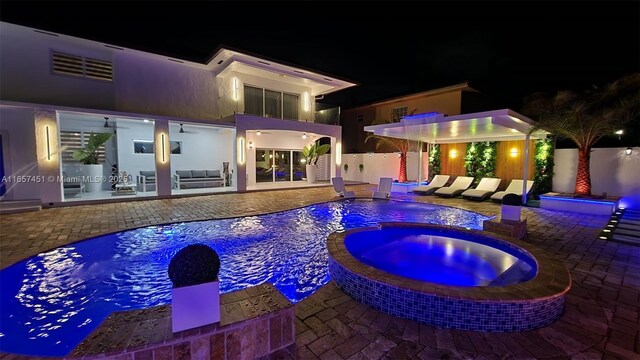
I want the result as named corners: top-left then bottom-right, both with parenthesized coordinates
top-left (402, 112), bottom-right (443, 120)
top-left (539, 195), bottom-right (619, 206)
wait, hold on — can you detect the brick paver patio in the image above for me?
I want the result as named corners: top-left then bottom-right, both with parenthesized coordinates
top-left (1, 184), bottom-right (638, 359)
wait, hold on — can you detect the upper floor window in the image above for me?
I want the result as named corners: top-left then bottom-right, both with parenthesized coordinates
top-left (51, 51), bottom-right (113, 82)
top-left (392, 106), bottom-right (407, 123)
top-left (244, 85), bottom-right (299, 120)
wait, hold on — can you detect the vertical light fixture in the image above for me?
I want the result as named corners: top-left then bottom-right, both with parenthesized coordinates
top-left (161, 133), bottom-right (166, 162)
top-left (233, 78), bottom-right (239, 101)
top-left (238, 137), bottom-right (245, 164)
top-left (303, 92), bottom-right (310, 112)
top-left (336, 142), bottom-right (342, 165)
top-left (45, 125), bottom-right (51, 160)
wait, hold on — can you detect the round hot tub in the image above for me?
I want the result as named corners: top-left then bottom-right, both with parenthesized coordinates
top-left (327, 223), bottom-right (571, 332)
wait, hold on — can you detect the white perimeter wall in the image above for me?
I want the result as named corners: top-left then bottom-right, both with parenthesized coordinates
top-left (0, 107), bottom-right (39, 200)
top-left (553, 147), bottom-right (640, 197)
top-left (341, 152), bottom-right (430, 184)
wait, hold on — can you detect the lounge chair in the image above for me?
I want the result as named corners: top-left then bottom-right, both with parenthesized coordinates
top-left (372, 177), bottom-right (393, 199)
top-left (490, 180), bottom-right (534, 202)
top-left (332, 177), bottom-right (355, 198)
top-left (461, 178), bottom-right (502, 201)
top-left (412, 175), bottom-right (450, 195)
top-left (434, 176), bottom-right (474, 197)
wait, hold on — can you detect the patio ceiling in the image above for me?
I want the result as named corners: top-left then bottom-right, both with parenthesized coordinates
top-left (364, 109), bottom-right (548, 143)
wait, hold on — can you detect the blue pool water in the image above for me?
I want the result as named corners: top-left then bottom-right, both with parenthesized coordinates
top-left (345, 227), bottom-right (536, 287)
top-left (0, 200), bottom-right (488, 356)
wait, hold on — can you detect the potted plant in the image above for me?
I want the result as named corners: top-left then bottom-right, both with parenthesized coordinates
top-left (168, 244), bottom-right (221, 332)
top-left (72, 132), bottom-right (113, 193)
top-left (302, 142), bottom-right (330, 183)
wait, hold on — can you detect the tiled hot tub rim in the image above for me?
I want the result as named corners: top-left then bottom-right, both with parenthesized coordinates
top-left (327, 223), bottom-right (571, 331)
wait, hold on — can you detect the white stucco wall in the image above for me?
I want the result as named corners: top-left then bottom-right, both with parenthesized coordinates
top-left (169, 122), bottom-right (234, 175)
top-left (218, 71), bottom-right (314, 121)
top-left (0, 24), bottom-right (115, 110)
top-left (0, 107), bottom-right (40, 200)
top-left (553, 147), bottom-right (640, 197)
top-left (114, 119), bottom-right (157, 181)
top-left (114, 52), bottom-right (218, 120)
top-left (341, 152), bottom-right (429, 185)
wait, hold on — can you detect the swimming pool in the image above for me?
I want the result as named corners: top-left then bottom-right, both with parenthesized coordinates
top-left (0, 200), bottom-right (488, 356)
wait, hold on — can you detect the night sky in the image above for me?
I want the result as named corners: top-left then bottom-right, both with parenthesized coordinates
top-left (1, 1), bottom-right (638, 111)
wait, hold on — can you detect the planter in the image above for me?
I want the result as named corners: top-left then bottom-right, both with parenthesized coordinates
top-left (306, 164), bottom-right (317, 184)
top-left (81, 164), bottom-right (104, 193)
top-left (171, 280), bottom-right (220, 332)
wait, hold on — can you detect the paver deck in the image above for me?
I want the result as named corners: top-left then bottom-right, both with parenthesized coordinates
top-left (1, 184), bottom-right (638, 359)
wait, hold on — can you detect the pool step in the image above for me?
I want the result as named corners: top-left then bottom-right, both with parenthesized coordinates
top-left (489, 259), bottom-right (534, 286)
top-left (0, 200), bottom-right (42, 214)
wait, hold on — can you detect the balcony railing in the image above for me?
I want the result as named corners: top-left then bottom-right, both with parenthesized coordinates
top-left (314, 103), bottom-right (340, 125)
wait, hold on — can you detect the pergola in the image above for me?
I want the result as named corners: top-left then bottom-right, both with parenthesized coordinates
top-left (364, 109), bottom-right (549, 203)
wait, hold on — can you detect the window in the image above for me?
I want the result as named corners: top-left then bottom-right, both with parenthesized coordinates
top-left (265, 90), bottom-right (282, 118)
top-left (283, 93), bottom-right (299, 120)
top-left (51, 51), bottom-right (113, 81)
top-left (243, 85), bottom-right (299, 120)
top-left (134, 140), bottom-right (181, 154)
top-left (392, 107), bottom-right (407, 122)
top-left (244, 85), bottom-right (263, 116)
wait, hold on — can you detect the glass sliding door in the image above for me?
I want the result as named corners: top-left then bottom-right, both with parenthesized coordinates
top-left (292, 151), bottom-right (306, 181)
top-left (255, 149), bottom-right (273, 183)
top-left (274, 150), bottom-right (290, 182)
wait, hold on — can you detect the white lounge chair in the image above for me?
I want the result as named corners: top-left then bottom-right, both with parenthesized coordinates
top-left (372, 177), bottom-right (393, 199)
top-left (332, 177), bottom-right (356, 198)
top-left (490, 179), bottom-right (535, 202)
top-left (412, 175), bottom-right (450, 195)
top-left (461, 177), bottom-right (502, 201)
top-left (434, 176), bottom-right (474, 197)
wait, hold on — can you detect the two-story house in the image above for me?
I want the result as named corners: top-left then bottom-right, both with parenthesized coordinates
top-left (0, 22), bottom-right (356, 205)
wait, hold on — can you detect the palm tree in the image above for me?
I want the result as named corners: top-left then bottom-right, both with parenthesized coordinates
top-left (365, 132), bottom-right (418, 183)
top-left (523, 73), bottom-right (639, 196)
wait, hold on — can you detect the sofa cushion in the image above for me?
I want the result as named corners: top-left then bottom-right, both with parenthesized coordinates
top-left (206, 170), bottom-right (221, 178)
top-left (176, 170), bottom-right (192, 179)
top-left (140, 171), bottom-right (156, 178)
top-left (192, 170), bottom-right (207, 178)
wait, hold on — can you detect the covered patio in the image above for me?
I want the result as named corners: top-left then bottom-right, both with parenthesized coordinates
top-left (364, 109), bottom-right (549, 203)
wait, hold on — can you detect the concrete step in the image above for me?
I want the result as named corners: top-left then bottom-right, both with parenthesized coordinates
top-left (0, 200), bottom-right (42, 214)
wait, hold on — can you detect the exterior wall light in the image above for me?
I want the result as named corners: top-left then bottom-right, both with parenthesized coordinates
top-left (302, 133), bottom-right (307, 139)
top-left (233, 78), bottom-right (239, 101)
top-left (256, 130), bottom-right (261, 136)
top-left (626, 147), bottom-right (632, 155)
top-left (336, 142), bottom-right (342, 165)
top-left (449, 149), bottom-right (458, 159)
top-left (303, 92), bottom-right (310, 112)
top-left (45, 125), bottom-right (51, 160)
top-left (248, 141), bottom-right (253, 149)
top-left (510, 147), bottom-right (519, 157)
top-left (237, 137), bottom-right (245, 164)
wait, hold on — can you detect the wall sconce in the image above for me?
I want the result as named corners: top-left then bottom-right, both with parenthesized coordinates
top-left (626, 147), bottom-right (632, 156)
top-left (510, 147), bottom-right (519, 157)
top-left (161, 133), bottom-right (166, 162)
top-left (336, 142), bottom-right (342, 165)
top-left (303, 92), bottom-right (310, 112)
top-left (256, 130), bottom-right (261, 136)
top-left (248, 141), bottom-right (253, 149)
top-left (103, 116), bottom-right (110, 128)
top-left (237, 137), bottom-right (245, 164)
top-left (449, 149), bottom-right (458, 159)
top-left (233, 78), bottom-right (239, 101)
top-left (302, 132), bottom-right (307, 139)
top-left (45, 125), bottom-right (51, 160)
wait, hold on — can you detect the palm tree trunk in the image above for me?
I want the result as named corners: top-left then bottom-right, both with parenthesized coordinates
top-left (399, 152), bottom-right (407, 182)
top-left (575, 147), bottom-right (591, 196)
